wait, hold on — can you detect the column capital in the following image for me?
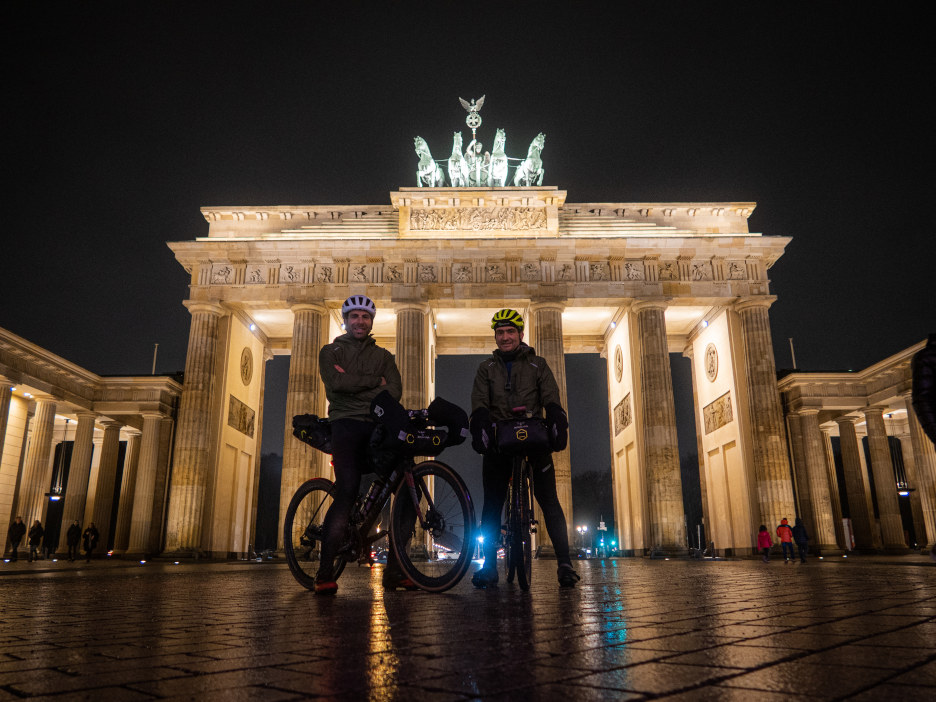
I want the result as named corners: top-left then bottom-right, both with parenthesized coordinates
top-left (631, 298), bottom-right (670, 313)
top-left (863, 405), bottom-right (889, 416)
top-left (529, 300), bottom-right (566, 312)
top-left (263, 347), bottom-right (275, 363)
top-left (183, 300), bottom-right (224, 317)
top-left (393, 302), bottom-right (430, 314)
top-left (290, 302), bottom-right (328, 315)
top-left (74, 410), bottom-right (97, 420)
top-left (99, 419), bottom-right (124, 431)
top-left (734, 295), bottom-right (777, 313)
top-left (139, 411), bottom-right (166, 421)
top-left (835, 414), bottom-right (860, 426)
top-left (794, 408), bottom-right (821, 416)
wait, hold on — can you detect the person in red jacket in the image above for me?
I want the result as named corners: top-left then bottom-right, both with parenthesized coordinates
top-left (757, 525), bottom-right (773, 562)
top-left (776, 518), bottom-right (794, 563)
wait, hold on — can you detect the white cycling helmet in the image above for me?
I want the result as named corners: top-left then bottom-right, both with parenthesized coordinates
top-left (341, 295), bottom-right (376, 319)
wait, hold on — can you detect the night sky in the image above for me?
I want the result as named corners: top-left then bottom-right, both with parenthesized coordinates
top-left (4, 5), bottom-right (932, 485)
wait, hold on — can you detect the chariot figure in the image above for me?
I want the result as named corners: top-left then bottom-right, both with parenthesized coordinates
top-left (464, 138), bottom-right (490, 187)
top-left (414, 136), bottom-right (446, 187)
top-left (489, 128), bottom-right (509, 187)
top-left (513, 132), bottom-right (546, 186)
top-left (448, 132), bottom-right (469, 187)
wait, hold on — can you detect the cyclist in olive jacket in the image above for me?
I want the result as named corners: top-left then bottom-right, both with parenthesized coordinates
top-left (314, 295), bottom-right (406, 595)
top-left (469, 309), bottom-right (580, 588)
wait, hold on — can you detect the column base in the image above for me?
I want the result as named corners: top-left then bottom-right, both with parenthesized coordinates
top-left (535, 544), bottom-right (557, 559)
top-left (815, 546), bottom-right (845, 557)
top-left (648, 546), bottom-right (687, 559)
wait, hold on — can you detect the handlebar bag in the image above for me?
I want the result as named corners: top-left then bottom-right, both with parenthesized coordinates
top-left (291, 414), bottom-right (332, 454)
top-left (427, 396), bottom-right (469, 446)
top-left (495, 417), bottom-right (550, 455)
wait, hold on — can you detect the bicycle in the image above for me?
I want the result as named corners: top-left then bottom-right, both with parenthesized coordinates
top-left (495, 410), bottom-right (547, 592)
top-left (284, 394), bottom-right (475, 593)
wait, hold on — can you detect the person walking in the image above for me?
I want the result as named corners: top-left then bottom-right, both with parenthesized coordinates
top-left (757, 525), bottom-right (773, 562)
top-left (82, 522), bottom-right (99, 562)
top-left (776, 518), bottom-right (795, 563)
top-left (66, 520), bottom-right (81, 562)
top-left (7, 516), bottom-right (26, 562)
top-left (792, 517), bottom-right (809, 563)
top-left (27, 520), bottom-right (44, 562)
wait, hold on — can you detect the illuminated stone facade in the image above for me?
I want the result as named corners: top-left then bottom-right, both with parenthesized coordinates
top-left (1, 327), bottom-right (181, 559)
top-left (166, 186), bottom-right (793, 557)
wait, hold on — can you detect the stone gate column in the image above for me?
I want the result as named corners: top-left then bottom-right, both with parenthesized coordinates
top-left (278, 303), bottom-right (328, 550)
top-left (735, 297), bottom-right (796, 530)
top-left (821, 427), bottom-right (847, 548)
top-left (836, 416), bottom-right (875, 549)
top-left (904, 394), bottom-right (936, 549)
top-left (632, 300), bottom-right (685, 552)
top-left (395, 303), bottom-right (430, 409)
top-left (164, 302), bottom-right (224, 553)
top-left (56, 411), bottom-right (96, 552)
top-left (896, 429), bottom-right (926, 548)
top-left (125, 413), bottom-right (165, 557)
top-left (89, 421), bottom-right (123, 551)
top-left (786, 413), bottom-right (816, 538)
top-left (799, 409), bottom-right (840, 552)
top-left (112, 428), bottom-right (142, 554)
top-left (17, 396), bottom-right (57, 527)
top-left (863, 407), bottom-right (906, 550)
top-left (529, 301), bottom-right (573, 555)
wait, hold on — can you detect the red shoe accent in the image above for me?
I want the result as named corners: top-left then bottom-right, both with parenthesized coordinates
top-left (314, 580), bottom-right (338, 595)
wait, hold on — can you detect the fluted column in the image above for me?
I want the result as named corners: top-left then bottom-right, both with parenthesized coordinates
top-left (17, 397), bottom-right (57, 527)
top-left (799, 410), bottom-right (840, 551)
top-left (530, 301), bottom-right (573, 554)
top-left (896, 430), bottom-right (926, 548)
top-left (277, 303), bottom-right (328, 550)
top-left (112, 429), bottom-right (142, 553)
top-left (632, 300), bottom-right (685, 552)
top-left (56, 411), bottom-right (96, 552)
top-left (736, 298), bottom-right (796, 530)
top-left (786, 413), bottom-right (815, 536)
top-left (904, 395), bottom-right (936, 549)
top-left (0, 378), bottom-right (11, 464)
top-left (164, 302), bottom-right (224, 553)
top-left (89, 421), bottom-right (123, 551)
top-left (836, 416), bottom-right (875, 549)
top-left (395, 303), bottom-right (430, 410)
top-left (125, 414), bottom-right (164, 556)
top-left (821, 427), bottom-right (847, 548)
top-left (863, 407), bottom-right (906, 549)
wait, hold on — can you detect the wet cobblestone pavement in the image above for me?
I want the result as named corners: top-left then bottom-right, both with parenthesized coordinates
top-left (1, 556), bottom-right (934, 700)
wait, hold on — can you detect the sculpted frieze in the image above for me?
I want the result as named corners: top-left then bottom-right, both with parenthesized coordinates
top-left (703, 391), bottom-right (733, 434)
top-left (614, 393), bottom-right (632, 436)
top-left (658, 261), bottom-right (679, 281)
top-left (211, 265), bottom-right (233, 285)
top-left (410, 207), bottom-right (547, 231)
top-left (385, 264), bottom-right (403, 283)
top-left (453, 264), bottom-right (472, 283)
top-left (521, 262), bottom-right (540, 281)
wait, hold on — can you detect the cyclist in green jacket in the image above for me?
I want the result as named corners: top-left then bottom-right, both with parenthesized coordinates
top-left (314, 295), bottom-right (407, 595)
top-left (469, 309), bottom-right (580, 588)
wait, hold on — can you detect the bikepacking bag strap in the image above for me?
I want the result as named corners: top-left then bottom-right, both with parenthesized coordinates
top-left (292, 414), bottom-right (332, 454)
top-left (495, 417), bottom-right (550, 455)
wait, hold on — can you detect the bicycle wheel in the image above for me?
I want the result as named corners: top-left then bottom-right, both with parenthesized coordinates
top-left (513, 459), bottom-right (533, 591)
top-left (283, 478), bottom-right (346, 590)
top-left (390, 460), bottom-right (475, 592)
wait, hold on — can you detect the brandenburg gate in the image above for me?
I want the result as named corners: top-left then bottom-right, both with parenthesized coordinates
top-left (164, 185), bottom-right (793, 557)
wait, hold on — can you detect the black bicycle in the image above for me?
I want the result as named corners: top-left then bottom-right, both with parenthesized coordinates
top-left (284, 394), bottom-right (475, 593)
top-left (496, 412), bottom-right (547, 591)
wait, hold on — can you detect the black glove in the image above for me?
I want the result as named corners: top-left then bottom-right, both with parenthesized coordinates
top-left (470, 408), bottom-right (494, 455)
top-left (545, 403), bottom-right (568, 452)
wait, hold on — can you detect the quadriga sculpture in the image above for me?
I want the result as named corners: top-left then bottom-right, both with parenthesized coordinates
top-left (414, 136), bottom-right (446, 187)
top-left (513, 132), bottom-right (546, 186)
top-left (489, 128), bottom-right (509, 187)
top-left (448, 132), bottom-right (468, 187)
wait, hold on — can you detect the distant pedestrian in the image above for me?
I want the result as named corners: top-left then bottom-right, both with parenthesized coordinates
top-left (7, 516), bottom-right (26, 562)
top-left (27, 520), bottom-right (44, 562)
top-left (757, 525), bottom-right (773, 562)
top-left (792, 517), bottom-right (809, 563)
top-left (776, 518), bottom-right (794, 563)
top-left (82, 523), bottom-right (99, 562)
top-left (66, 520), bottom-right (81, 562)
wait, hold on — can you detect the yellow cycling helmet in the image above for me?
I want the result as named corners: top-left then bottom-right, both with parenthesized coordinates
top-left (491, 309), bottom-right (524, 332)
